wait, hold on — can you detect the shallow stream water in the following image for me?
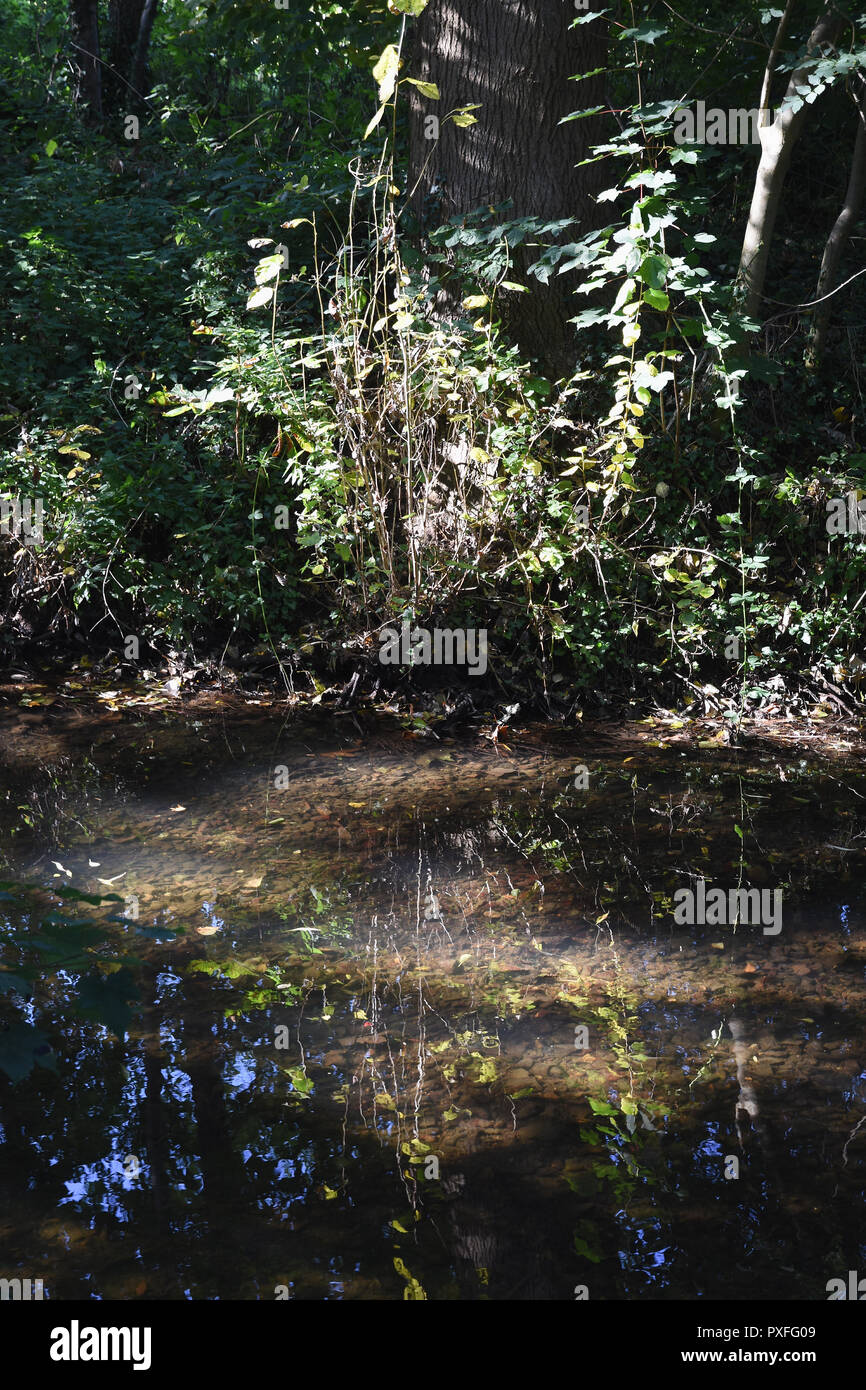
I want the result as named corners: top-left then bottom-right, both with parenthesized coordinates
top-left (1, 693), bottom-right (864, 1300)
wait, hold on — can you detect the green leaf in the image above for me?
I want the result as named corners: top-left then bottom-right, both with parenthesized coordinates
top-left (643, 288), bottom-right (669, 311)
top-left (619, 23), bottom-right (668, 44)
top-left (573, 1234), bottom-right (604, 1263)
top-left (588, 1098), bottom-right (618, 1115)
top-left (638, 254), bottom-right (670, 290)
top-left (287, 1066), bottom-right (314, 1096)
top-left (403, 78), bottom-right (440, 99)
top-left (388, 0), bottom-right (428, 12)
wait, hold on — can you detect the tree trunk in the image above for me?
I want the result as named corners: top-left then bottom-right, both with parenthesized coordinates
top-left (106, 0), bottom-right (145, 107)
top-left (130, 0), bottom-right (160, 106)
top-left (68, 0), bottom-right (103, 121)
top-left (407, 0), bottom-right (608, 375)
top-left (807, 109), bottom-right (866, 364)
top-left (737, 6), bottom-right (844, 321)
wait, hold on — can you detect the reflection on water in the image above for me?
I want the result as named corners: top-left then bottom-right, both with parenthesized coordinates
top-left (1, 703), bottom-right (865, 1300)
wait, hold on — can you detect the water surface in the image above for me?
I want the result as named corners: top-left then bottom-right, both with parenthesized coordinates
top-left (1, 694), bottom-right (864, 1300)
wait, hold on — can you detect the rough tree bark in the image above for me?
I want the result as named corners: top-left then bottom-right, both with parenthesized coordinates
top-left (68, 0), bottom-right (103, 120)
top-left (406, 0), bottom-right (609, 375)
top-left (737, 5), bottom-right (845, 321)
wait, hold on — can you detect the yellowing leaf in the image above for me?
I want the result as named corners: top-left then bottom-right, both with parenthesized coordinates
top-left (246, 285), bottom-right (274, 310)
top-left (373, 44), bottom-right (400, 103)
top-left (364, 103), bottom-right (387, 139)
top-left (403, 77), bottom-right (439, 99)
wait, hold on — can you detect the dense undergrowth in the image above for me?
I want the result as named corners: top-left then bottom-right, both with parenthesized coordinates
top-left (1, 0), bottom-right (865, 720)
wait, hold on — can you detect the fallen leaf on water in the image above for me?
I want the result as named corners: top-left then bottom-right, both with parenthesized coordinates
top-left (96, 873), bottom-right (126, 885)
top-left (170, 804), bottom-right (186, 812)
top-left (244, 875), bottom-right (264, 889)
top-left (744, 962), bottom-right (758, 973)
top-left (195, 925), bottom-right (219, 936)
